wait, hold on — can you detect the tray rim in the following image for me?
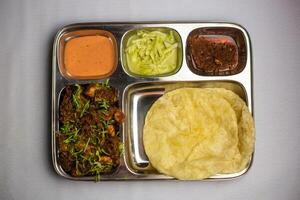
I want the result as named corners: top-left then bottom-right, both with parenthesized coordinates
top-left (51, 21), bottom-right (254, 181)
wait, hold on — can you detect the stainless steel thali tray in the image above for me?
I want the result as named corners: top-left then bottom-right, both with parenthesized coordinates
top-left (52, 22), bottom-right (253, 181)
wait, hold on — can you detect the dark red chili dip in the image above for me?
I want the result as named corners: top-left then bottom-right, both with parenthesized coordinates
top-left (187, 35), bottom-right (238, 76)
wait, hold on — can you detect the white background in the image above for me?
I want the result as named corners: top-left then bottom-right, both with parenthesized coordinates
top-left (0, 0), bottom-right (299, 199)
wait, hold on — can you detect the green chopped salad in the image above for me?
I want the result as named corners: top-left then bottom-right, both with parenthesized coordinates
top-left (125, 29), bottom-right (180, 76)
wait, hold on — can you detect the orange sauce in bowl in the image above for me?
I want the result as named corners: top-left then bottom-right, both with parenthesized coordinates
top-left (64, 35), bottom-right (116, 78)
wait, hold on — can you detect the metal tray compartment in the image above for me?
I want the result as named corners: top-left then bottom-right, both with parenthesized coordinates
top-left (121, 27), bottom-right (183, 78)
top-left (186, 27), bottom-right (247, 76)
top-left (123, 80), bottom-right (251, 179)
top-left (57, 29), bottom-right (118, 80)
top-left (52, 22), bottom-right (253, 181)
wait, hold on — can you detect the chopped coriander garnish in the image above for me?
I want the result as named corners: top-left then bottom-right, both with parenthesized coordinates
top-left (72, 84), bottom-right (83, 110)
top-left (83, 137), bottom-right (90, 152)
top-left (101, 79), bottom-right (110, 88)
top-left (99, 99), bottom-right (110, 110)
top-left (80, 100), bottom-right (90, 117)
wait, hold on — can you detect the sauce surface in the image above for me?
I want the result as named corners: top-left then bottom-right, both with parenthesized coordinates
top-left (64, 35), bottom-right (115, 78)
top-left (187, 35), bottom-right (238, 75)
